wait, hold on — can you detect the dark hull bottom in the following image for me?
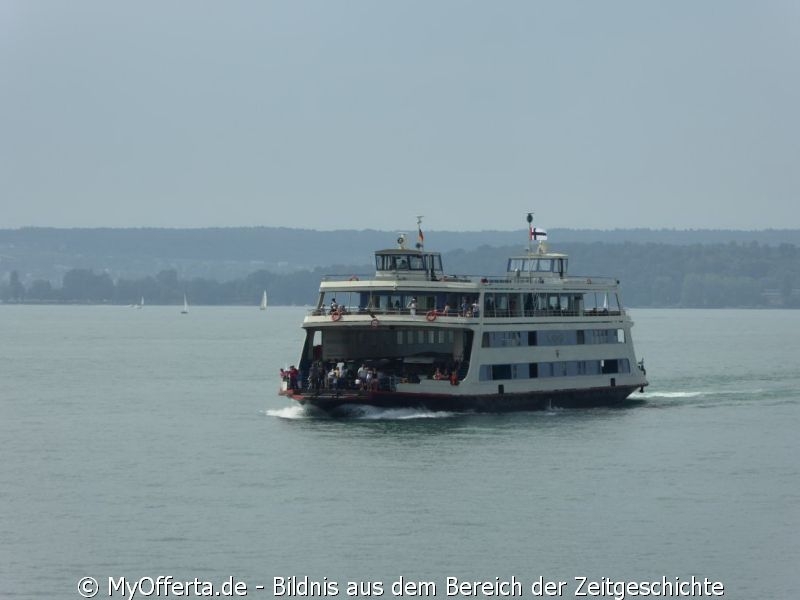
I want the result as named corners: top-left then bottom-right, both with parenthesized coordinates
top-left (290, 385), bottom-right (642, 415)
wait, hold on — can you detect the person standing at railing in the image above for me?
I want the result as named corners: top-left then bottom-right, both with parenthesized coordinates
top-left (407, 296), bottom-right (417, 316)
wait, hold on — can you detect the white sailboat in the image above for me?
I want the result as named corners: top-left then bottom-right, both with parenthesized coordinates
top-left (181, 294), bottom-right (189, 314)
top-left (137, 296), bottom-right (144, 309)
top-left (260, 290), bottom-right (268, 311)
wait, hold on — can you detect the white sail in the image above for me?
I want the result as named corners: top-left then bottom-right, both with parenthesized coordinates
top-left (260, 290), bottom-right (268, 310)
top-left (181, 294), bottom-right (189, 314)
top-left (137, 296), bottom-right (144, 309)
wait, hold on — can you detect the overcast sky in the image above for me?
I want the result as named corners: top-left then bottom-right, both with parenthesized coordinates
top-left (2, 2), bottom-right (798, 231)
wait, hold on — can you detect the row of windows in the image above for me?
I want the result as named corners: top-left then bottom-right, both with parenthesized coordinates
top-left (320, 291), bottom-right (622, 318)
top-left (482, 329), bottom-right (625, 348)
top-left (375, 253), bottom-right (443, 272)
top-left (396, 330), bottom-right (456, 345)
top-left (507, 257), bottom-right (567, 275)
top-left (479, 359), bottom-right (631, 381)
top-left (484, 292), bottom-right (621, 317)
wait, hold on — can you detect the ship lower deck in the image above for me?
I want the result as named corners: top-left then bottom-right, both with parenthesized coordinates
top-left (281, 384), bottom-right (643, 415)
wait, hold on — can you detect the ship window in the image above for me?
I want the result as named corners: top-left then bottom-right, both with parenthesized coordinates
top-left (601, 359), bottom-right (618, 374)
top-left (409, 255), bottom-right (425, 270)
top-left (426, 254), bottom-right (443, 272)
top-left (507, 258), bottom-right (525, 272)
top-left (528, 331), bottom-right (537, 346)
top-left (539, 363), bottom-right (553, 378)
top-left (482, 331), bottom-right (525, 347)
top-left (438, 331), bottom-right (445, 344)
top-left (617, 329), bottom-right (625, 343)
top-left (509, 293), bottom-right (521, 317)
top-left (529, 363), bottom-right (538, 378)
top-left (577, 330), bottom-right (585, 344)
top-left (612, 294), bottom-right (622, 312)
top-left (537, 259), bottom-right (553, 272)
top-left (512, 364), bottom-right (530, 379)
top-left (492, 364), bottom-right (512, 380)
top-left (565, 361), bottom-right (579, 377)
top-left (417, 331), bottom-right (425, 344)
top-left (537, 330), bottom-right (578, 346)
top-left (397, 331), bottom-right (404, 344)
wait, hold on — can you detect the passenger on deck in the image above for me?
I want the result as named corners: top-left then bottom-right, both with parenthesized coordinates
top-left (327, 366), bottom-right (339, 389)
top-left (329, 298), bottom-right (338, 314)
top-left (407, 296), bottom-right (417, 316)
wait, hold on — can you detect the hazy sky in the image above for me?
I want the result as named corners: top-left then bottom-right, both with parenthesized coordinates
top-left (2, 2), bottom-right (799, 231)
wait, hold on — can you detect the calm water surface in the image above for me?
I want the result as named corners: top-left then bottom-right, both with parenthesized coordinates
top-left (0, 306), bottom-right (798, 599)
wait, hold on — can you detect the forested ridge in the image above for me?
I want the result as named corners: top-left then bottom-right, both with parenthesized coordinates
top-left (2, 239), bottom-right (798, 308)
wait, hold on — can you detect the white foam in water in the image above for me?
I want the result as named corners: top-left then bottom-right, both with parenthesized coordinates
top-left (635, 391), bottom-right (705, 399)
top-left (265, 405), bottom-right (311, 419)
top-left (341, 405), bottom-right (457, 420)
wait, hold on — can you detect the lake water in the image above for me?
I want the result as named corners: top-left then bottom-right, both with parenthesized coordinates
top-left (1, 306), bottom-right (797, 599)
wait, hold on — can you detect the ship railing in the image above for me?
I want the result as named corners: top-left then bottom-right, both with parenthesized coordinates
top-left (482, 308), bottom-right (624, 318)
top-left (301, 373), bottom-right (398, 396)
top-left (308, 306), bottom-right (449, 317)
top-left (307, 306), bottom-right (624, 318)
top-left (471, 274), bottom-right (619, 286)
top-left (320, 273), bottom-right (372, 282)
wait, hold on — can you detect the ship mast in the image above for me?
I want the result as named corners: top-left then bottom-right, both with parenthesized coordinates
top-left (526, 212), bottom-right (534, 254)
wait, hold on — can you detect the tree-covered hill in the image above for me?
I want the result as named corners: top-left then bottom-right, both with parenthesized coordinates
top-left (2, 226), bottom-right (800, 284)
top-left (3, 239), bottom-right (798, 308)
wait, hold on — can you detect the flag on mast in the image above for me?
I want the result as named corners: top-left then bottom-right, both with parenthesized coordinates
top-left (530, 226), bottom-right (547, 240)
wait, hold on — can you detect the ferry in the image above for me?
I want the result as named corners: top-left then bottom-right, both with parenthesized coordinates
top-left (279, 215), bottom-right (648, 413)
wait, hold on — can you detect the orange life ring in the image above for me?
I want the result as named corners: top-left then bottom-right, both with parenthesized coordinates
top-left (349, 275), bottom-right (359, 281)
top-left (331, 311), bottom-right (342, 321)
top-left (426, 310), bottom-right (437, 322)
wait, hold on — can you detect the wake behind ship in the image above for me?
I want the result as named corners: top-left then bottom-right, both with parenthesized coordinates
top-left (279, 216), bottom-right (648, 413)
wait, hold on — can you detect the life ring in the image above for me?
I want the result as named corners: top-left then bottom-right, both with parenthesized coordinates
top-left (370, 318), bottom-right (379, 328)
top-left (449, 373), bottom-right (459, 386)
top-left (331, 311), bottom-right (342, 321)
top-left (349, 275), bottom-right (359, 281)
top-left (426, 310), bottom-right (437, 322)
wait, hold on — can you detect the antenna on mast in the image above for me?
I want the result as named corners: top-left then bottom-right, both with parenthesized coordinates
top-left (526, 212), bottom-right (534, 253)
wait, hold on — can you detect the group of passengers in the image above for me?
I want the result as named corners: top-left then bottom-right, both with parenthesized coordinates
top-left (324, 295), bottom-right (484, 318)
top-left (279, 366), bottom-right (300, 392)
top-left (306, 360), bottom-right (389, 393)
